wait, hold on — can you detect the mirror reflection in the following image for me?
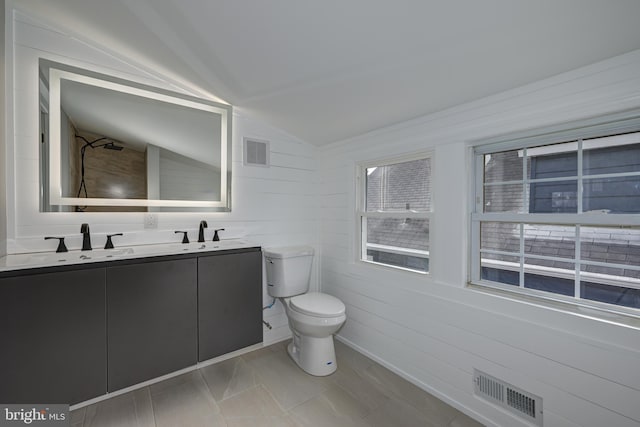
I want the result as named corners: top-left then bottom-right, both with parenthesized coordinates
top-left (39, 60), bottom-right (232, 212)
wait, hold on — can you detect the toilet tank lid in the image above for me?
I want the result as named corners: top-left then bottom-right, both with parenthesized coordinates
top-left (263, 245), bottom-right (314, 259)
top-left (290, 292), bottom-right (345, 318)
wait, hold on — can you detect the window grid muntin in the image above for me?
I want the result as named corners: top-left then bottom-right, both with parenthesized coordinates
top-left (483, 170), bottom-right (640, 187)
top-left (575, 224), bottom-right (582, 298)
top-left (359, 212), bottom-right (432, 273)
top-left (364, 158), bottom-right (431, 213)
top-left (577, 139), bottom-right (584, 215)
top-left (357, 152), bottom-right (433, 274)
top-left (473, 128), bottom-right (640, 313)
top-left (476, 221), bottom-right (640, 289)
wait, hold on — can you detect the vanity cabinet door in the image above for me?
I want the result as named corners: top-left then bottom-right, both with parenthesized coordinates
top-left (0, 268), bottom-right (107, 404)
top-left (107, 258), bottom-right (197, 392)
top-left (198, 250), bottom-right (263, 361)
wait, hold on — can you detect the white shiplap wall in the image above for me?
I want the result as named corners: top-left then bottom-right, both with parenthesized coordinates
top-left (158, 152), bottom-right (220, 202)
top-left (7, 11), bottom-right (319, 345)
top-left (319, 50), bottom-right (640, 427)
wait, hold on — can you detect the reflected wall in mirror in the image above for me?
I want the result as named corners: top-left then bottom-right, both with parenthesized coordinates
top-left (39, 59), bottom-right (232, 212)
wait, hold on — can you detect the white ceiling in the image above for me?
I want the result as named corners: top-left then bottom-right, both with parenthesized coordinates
top-left (15, 0), bottom-right (640, 145)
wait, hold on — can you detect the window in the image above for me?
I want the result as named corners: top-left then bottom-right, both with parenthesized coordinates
top-left (472, 119), bottom-right (640, 313)
top-left (528, 143), bottom-right (640, 213)
top-left (357, 154), bottom-right (432, 273)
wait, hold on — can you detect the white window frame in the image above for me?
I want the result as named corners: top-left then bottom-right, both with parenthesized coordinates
top-left (356, 151), bottom-right (433, 274)
top-left (470, 111), bottom-right (640, 316)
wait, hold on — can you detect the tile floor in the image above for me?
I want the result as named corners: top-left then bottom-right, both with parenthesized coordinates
top-left (71, 340), bottom-right (484, 427)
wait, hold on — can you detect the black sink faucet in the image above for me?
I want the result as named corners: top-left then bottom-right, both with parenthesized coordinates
top-left (81, 223), bottom-right (92, 251)
top-left (213, 228), bottom-right (225, 242)
top-left (44, 236), bottom-right (68, 253)
top-left (198, 220), bottom-right (208, 243)
top-left (105, 233), bottom-right (123, 249)
top-left (175, 231), bottom-right (189, 244)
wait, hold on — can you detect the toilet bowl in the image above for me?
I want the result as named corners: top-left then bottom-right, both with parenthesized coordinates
top-left (264, 246), bottom-right (346, 376)
top-left (283, 292), bottom-right (346, 376)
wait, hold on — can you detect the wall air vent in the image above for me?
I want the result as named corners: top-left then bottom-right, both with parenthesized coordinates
top-left (474, 369), bottom-right (543, 427)
top-left (243, 137), bottom-right (270, 167)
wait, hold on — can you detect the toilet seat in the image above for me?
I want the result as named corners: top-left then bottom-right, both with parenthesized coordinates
top-left (290, 292), bottom-right (345, 318)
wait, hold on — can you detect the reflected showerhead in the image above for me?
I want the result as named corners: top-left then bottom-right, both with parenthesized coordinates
top-left (102, 142), bottom-right (123, 151)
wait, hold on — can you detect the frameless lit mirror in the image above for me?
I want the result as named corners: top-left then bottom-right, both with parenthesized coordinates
top-left (39, 59), bottom-right (232, 212)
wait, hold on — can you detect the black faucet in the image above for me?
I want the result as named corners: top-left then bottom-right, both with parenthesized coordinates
top-left (213, 228), bottom-right (225, 242)
top-left (44, 236), bottom-right (68, 253)
top-left (175, 231), bottom-right (189, 244)
top-left (198, 220), bottom-right (208, 243)
top-left (104, 233), bottom-right (123, 249)
top-left (80, 223), bottom-right (92, 251)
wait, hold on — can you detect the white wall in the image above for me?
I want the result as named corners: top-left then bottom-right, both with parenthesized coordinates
top-left (319, 50), bottom-right (640, 427)
top-left (146, 144), bottom-right (160, 201)
top-left (158, 148), bottom-right (220, 202)
top-left (7, 10), bottom-right (319, 345)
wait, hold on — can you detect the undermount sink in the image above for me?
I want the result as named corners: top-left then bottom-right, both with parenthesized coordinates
top-left (6, 248), bottom-right (134, 267)
top-left (2, 239), bottom-right (253, 270)
top-left (72, 248), bottom-right (135, 260)
top-left (136, 240), bottom-right (248, 254)
top-left (89, 239), bottom-right (250, 258)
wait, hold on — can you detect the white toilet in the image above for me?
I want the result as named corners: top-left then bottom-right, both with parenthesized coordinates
top-left (264, 246), bottom-right (346, 376)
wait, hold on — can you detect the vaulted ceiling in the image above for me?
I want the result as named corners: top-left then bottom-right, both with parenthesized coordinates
top-left (14, 0), bottom-right (640, 145)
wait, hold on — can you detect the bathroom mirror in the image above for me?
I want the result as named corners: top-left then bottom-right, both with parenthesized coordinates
top-left (39, 60), bottom-right (232, 212)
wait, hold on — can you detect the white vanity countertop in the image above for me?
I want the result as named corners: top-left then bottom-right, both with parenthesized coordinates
top-left (0, 239), bottom-right (260, 273)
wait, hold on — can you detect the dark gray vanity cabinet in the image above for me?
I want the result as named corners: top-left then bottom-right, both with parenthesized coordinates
top-left (0, 268), bottom-right (107, 404)
top-left (106, 258), bottom-right (198, 391)
top-left (0, 246), bottom-right (262, 403)
top-left (198, 250), bottom-right (263, 361)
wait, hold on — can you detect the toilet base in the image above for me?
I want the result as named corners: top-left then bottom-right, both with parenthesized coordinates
top-left (287, 334), bottom-right (337, 376)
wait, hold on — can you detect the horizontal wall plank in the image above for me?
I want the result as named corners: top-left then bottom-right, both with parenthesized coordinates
top-left (326, 279), bottom-right (640, 422)
top-left (322, 258), bottom-right (640, 390)
top-left (319, 49), bottom-right (640, 427)
top-left (340, 319), bottom-right (640, 427)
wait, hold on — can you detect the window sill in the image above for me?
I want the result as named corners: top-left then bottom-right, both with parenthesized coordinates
top-left (468, 280), bottom-right (640, 330)
top-left (358, 259), bottom-right (429, 276)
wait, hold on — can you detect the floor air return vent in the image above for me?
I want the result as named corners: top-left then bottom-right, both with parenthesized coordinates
top-left (474, 369), bottom-right (543, 426)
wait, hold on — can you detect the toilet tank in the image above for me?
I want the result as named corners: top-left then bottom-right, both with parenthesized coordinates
top-left (263, 246), bottom-right (314, 297)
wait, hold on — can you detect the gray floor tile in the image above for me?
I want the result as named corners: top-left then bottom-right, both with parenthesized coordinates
top-left (201, 357), bottom-right (257, 401)
top-left (449, 412), bottom-right (486, 427)
top-left (329, 363), bottom-right (390, 412)
top-left (82, 388), bottom-right (155, 427)
top-left (225, 415), bottom-right (298, 427)
top-left (334, 340), bottom-right (375, 374)
top-left (150, 371), bottom-right (224, 427)
top-left (363, 396), bottom-right (437, 427)
top-left (246, 349), bottom-right (329, 410)
top-left (420, 393), bottom-right (463, 426)
top-left (362, 362), bottom-right (459, 425)
top-left (240, 345), bottom-right (279, 362)
top-left (289, 385), bottom-right (371, 427)
top-left (77, 341), bottom-right (485, 427)
top-left (218, 385), bottom-right (284, 418)
top-left (268, 339), bottom-right (289, 353)
top-left (70, 407), bottom-right (85, 427)
top-left (148, 370), bottom-right (203, 397)
top-left (241, 339), bottom-right (287, 362)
